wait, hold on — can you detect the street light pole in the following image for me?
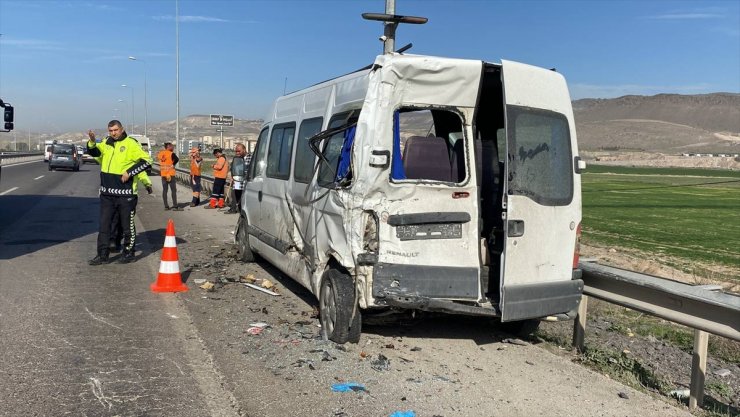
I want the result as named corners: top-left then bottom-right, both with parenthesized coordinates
top-left (121, 84), bottom-right (135, 135)
top-left (128, 56), bottom-right (148, 139)
top-left (117, 99), bottom-right (130, 131)
top-left (176, 0), bottom-right (181, 154)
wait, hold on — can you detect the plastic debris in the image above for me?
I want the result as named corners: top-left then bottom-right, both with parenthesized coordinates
top-left (670, 389), bottom-right (690, 399)
top-left (502, 338), bottom-right (528, 346)
top-left (371, 354), bottom-right (391, 371)
top-left (714, 368), bottom-right (731, 377)
top-left (249, 322), bottom-right (269, 329)
top-left (244, 283), bottom-right (280, 296)
top-left (247, 327), bottom-right (264, 335)
top-left (331, 382), bottom-right (366, 393)
top-left (389, 411), bottom-right (416, 417)
top-left (193, 278), bottom-right (207, 284)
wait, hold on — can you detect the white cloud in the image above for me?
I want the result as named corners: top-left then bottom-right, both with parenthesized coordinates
top-left (0, 38), bottom-right (65, 51)
top-left (152, 15), bottom-right (229, 23)
top-left (646, 13), bottom-right (723, 20)
top-left (570, 83), bottom-right (716, 99)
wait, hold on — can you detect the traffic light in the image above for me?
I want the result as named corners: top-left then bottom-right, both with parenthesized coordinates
top-left (1, 101), bottom-right (13, 132)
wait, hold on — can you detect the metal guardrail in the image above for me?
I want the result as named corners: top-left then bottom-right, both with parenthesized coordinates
top-left (572, 261), bottom-right (739, 410)
top-left (151, 162), bottom-right (230, 200)
top-left (0, 152), bottom-right (43, 165)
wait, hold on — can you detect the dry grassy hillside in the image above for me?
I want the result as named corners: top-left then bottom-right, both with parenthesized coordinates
top-left (574, 93), bottom-right (740, 153)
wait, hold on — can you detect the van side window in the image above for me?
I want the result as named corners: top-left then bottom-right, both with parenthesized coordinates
top-left (317, 112), bottom-right (358, 188)
top-left (266, 123), bottom-right (296, 180)
top-left (294, 117), bottom-right (323, 183)
top-left (507, 106), bottom-right (573, 205)
top-left (392, 108), bottom-right (466, 183)
top-left (249, 127), bottom-right (270, 179)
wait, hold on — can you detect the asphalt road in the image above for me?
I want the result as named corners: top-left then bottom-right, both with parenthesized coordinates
top-left (0, 158), bottom-right (693, 417)
top-left (0, 160), bottom-right (238, 416)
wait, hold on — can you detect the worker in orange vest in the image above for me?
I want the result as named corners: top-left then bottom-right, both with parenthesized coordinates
top-left (206, 148), bottom-right (229, 209)
top-left (189, 147), bottom-right (203, 207)
top-left (157, 142), bottom-right (182, 211)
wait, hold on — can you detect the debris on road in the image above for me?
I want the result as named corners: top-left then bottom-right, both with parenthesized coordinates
top-left (502, 338), bottom-right (529, 346)
top-left (389, 411), bottom-right (416, 417)
top-left (714, 368), bottom-right (731, 377)
top-left (244, 283), bottom-right (280, 296)
top-left (193, 278), bottom-right (207, 284)
top-left (618, 391), bottom-right (630, 399)
top-left (331, 382), bottom-right (367, 393)
top-left (371, 354), bottom-right (391, 371)
top-left (199, 281), bottom-right (216, 291)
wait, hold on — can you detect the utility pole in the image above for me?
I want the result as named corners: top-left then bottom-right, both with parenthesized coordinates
top-left (176, 0), bottom-right (181, 154)
top-left (362, 0), bottom-right (427, 55)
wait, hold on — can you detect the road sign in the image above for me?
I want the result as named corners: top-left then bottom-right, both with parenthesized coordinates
top-left (210, 114), bottom-right (234, 126)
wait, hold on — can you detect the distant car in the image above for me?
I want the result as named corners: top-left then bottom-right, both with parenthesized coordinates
top-left (82, 151), bottom-right (97, 164)
top-left (48, 143), bottom-right (80, 171)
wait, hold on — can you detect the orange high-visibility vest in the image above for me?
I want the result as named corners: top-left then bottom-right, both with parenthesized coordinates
top-left (157, 150), bottom-right (176, 177)
top-left (190, 156), bottom-right (202, 176)
top-left (213, 156), bottom-right (228, 179)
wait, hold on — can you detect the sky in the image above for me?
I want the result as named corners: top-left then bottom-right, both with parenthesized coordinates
top-left (0, 0), bottom-right (738, 133)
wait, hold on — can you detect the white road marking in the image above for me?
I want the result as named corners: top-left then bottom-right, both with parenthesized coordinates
top-left (0, 187), bottom-right (19, 195)
top-left (1, 160), bottom-right (44, 167)
top-left (34, 175), bottom-right (44, 180)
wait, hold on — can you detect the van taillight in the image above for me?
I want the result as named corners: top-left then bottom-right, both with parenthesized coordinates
top-left (573, 223), bottom-right (582, 269)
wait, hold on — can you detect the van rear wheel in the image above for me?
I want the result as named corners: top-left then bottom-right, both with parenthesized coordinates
top-left (319, 269), bottom-right (361, 344)
top-left (235, 216), bottom-right (255, 262)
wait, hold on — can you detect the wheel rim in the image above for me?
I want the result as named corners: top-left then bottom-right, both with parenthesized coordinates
top-left (320, 280), bottom-right (336, 336)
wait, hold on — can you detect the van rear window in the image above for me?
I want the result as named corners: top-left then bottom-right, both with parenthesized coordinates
top-left (507, 106), bottom-right (573, 206)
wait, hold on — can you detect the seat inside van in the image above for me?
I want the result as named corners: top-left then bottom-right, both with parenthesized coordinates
top-left (402, 136), bottom-right (452, 182)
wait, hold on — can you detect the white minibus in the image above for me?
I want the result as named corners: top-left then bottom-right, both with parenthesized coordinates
top-left (237, 52), bottom-right (585, 343)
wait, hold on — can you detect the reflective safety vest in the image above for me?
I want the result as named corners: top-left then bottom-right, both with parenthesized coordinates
top-left (213, 156), bottom-right (228, 179)
top-left (157, 150), bottom-right (176, 177)
top-left (190, 156), bottom-right (202, 176)
top-left (87, 134), bottom-right (151, 196)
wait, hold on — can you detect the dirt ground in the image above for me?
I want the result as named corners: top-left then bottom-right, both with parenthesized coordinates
top-left (137, 181), bottom-right (699, 417)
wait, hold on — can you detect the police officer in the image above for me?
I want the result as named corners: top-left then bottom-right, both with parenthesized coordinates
top-left (87, 120), bottom-right (152, 265)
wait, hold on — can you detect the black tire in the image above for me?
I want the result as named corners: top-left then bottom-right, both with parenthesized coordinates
top-left (497, 319), bottom-right (540, 337)
top-left (235, 215), bottom-right (255, 262)
top-left (319, 268), bottom-right (361, 344)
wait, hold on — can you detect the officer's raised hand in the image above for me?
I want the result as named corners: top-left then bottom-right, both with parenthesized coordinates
top-left (87, 130), bottom-right (96, 142)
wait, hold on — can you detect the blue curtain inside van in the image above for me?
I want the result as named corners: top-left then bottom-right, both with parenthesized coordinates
top-left (391, 111), bottom-right (406, 180)
top-left (335, 126), bottom-right (356, 182)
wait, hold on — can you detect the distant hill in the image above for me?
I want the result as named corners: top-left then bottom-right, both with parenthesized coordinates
top-left (5, 94), bottom-right (739, 155)
top-left (573, 93), bottom-right (740, 153)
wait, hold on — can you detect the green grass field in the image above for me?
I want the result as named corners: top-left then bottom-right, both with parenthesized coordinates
top-left (582, 165), bottom-right (740, 277)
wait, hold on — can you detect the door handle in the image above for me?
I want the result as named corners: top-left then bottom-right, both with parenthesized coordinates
top-left (258, 190), bottom-right (263, 202)
top-left (507, 220), bottom-right (524, 237)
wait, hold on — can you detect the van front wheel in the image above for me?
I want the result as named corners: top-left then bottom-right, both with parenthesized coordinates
top-left (235, 216), bottom-right (255, 262)
top-left (319, 269), bottom-right (361, 344)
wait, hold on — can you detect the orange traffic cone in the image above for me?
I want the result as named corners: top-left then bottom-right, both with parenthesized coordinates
top-left (151, 219), bottom-right (189, 293)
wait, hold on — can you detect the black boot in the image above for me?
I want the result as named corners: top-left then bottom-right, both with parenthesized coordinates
top-left (89, 252), bottom-right (110, 266)
top-left (118, 250), bottom-right (136, 264)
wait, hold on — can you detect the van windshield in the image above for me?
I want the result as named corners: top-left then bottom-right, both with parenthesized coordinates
top-left (507, 106), bottom-right (573, 206)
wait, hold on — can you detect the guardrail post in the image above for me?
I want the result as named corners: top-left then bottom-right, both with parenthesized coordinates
top-left (572, 294), bottom-right (588, 353)
top-left (689, 329), bottom-right (709, 409)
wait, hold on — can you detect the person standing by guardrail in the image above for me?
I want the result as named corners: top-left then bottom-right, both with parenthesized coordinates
top-left (206, 148), bottom-right (228, 209)
top-left (189, 147), bottom-right (203, 207)
top-left (86, 120), bottom-right (152, 265)
top-left (225, 143), bottom-right (248, 214)
top-left (157, 142), bottom-right (182, 211)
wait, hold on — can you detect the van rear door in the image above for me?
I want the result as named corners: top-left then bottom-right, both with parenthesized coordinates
top-left (499, 60), bottom-right (583, 322)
